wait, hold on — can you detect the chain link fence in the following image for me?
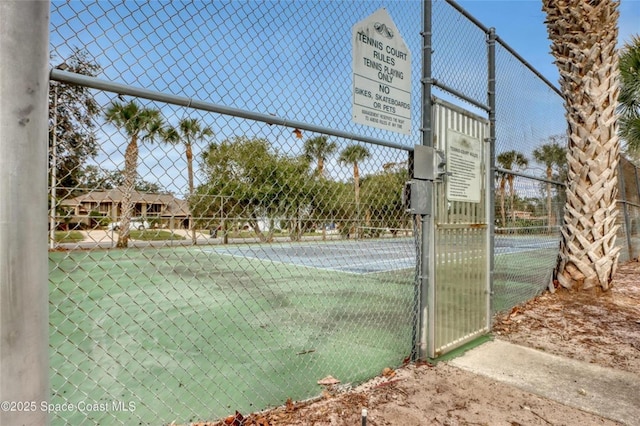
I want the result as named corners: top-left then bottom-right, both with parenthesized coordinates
top-left (430, 0), bottom-right (567, 314)
top-left (430, 0), bottom-right (637, 315)
top-left (617, 156), bottom-right (640, 262)
top-left (49, 1), bottom-right (421, 424)
top-left (43, 0), bottom-right (637, 424)
top-left (491, 37), bottom-right (568, 312)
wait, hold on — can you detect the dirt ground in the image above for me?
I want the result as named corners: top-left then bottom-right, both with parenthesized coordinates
top-left (190, 261), bottom-right (640, 426)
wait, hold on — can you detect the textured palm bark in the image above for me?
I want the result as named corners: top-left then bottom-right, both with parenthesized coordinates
top-left (543, 0), bottom-right (621, 290)
top-left (186, 142), bottom-right (196, 244)
top-left (117, 136), bottom-right (139, 248)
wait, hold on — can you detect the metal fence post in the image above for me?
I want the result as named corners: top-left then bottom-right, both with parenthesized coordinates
top-left (635, 162), bottom-right (640, 203)
top-left (634, 164), bottom-right (640, 257)
top-left (618, 161), bottom-right (634, 260)
top-left (486, 28), bottom-right (497, 315)
top-left (0, 2), bottom-right (50, 425)
top-left (416, 0), bottom-right (434, 361)
top-left (49, 84), bottom-right (58, 249)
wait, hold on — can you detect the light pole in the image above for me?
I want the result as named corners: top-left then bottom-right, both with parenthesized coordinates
top-left (0, 2), bottom-right (50, 424)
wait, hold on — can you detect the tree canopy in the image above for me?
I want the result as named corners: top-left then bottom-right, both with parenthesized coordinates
top-left (303, 135), bottom-right (337, 178)
top-left (195, 136), bottom-right (315, 241)
top-left (77, 166), bottom-right (164, 193)
top-left (619, 34), bottom-right (640, 157)
top-left (49, 48), bottom-right (101, 198)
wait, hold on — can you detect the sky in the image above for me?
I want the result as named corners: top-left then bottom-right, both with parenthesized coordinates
top-left (49, 0), bottom-right (640, 196)
top-left (454, 0), bottom-right (639, 188)
top-left (457, 0), bottom-right (640, 86)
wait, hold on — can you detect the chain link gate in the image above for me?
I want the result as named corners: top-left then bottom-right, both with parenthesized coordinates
top-left (409, 0), bottom-right (493, 360)
top-left (429, 99), bottom-right (490, 357)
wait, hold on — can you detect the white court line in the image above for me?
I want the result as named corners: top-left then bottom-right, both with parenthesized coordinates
top-left (196, 247), bottom-right (415, 275)
top-left (196, 240), bottom-right (555, 274)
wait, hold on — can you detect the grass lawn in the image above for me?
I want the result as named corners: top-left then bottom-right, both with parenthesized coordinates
top-left (55, 230), bottom-right (84, 243)
top-left (129, 230), bottom-right (186, 241)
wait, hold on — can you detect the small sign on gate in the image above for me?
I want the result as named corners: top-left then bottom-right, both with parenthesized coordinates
top-left (446, 128), bottom-right (482, 203)
top-left (352, 8), bottom-right (411, 135)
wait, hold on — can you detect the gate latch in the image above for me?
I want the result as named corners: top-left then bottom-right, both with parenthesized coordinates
top-left (404, 180), bottom-right (432, 214)
top-left (404, 145), bottom-right (447, 214)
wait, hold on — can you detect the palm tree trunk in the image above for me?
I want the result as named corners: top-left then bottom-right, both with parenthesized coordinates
top-left (508, 175), bottom-right (515, 224)
top-left (186, 143), bottom-right (196, 245)
top-left (354, 162), bottom-right (360, 239)
top-left (249, 215), bottom-right (269, 242)
top-left (545, 168), bottom-right (553, 230)
top-left (289, 207), bottom-right (302, 242)
top-left (544, 0), bottom-right (621, 291)
top-left (499, 177), bottom-right (506, 228)
top-left (117, 136), bottom-right (138, 248)
top-left (222, 218), bottom-right (228, 245)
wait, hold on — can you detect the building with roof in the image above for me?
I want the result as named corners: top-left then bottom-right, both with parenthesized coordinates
top-left (59, 187), bottom-right (189, 229)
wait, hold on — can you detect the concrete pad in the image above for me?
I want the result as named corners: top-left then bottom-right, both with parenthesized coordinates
top-left (449, 339), bottom-right (640, 425)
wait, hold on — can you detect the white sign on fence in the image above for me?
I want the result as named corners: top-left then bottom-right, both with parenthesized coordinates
top-left (352, 8), bottom-right (411, 135)
top-left (446, 128), bottom-right (482, 203)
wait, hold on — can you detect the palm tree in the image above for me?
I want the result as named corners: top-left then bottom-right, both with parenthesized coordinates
top-left (543, 0), bottom-right (621, 291)
top-left (105, 100), bottom-right (163, 248)
top-left (302, 135), bottom-right (337, 178)
top-left (494, 170), bottom-right (508, 228)
top-left (619, 35), bottom-right (640, 157)
top-left (164, 118), bottom-right (214, 244)
top-left (302, 135), bottom-right (337, 239)
top-left (532, 138), bottom-right (566, 229)
top-left (496, 150), bottom-right (528, 227)
top-left (339, 144), bottom-right (370, 238)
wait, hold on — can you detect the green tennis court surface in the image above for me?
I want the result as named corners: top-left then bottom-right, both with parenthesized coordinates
top-left (49, 242), bottom-right (415, 424)
top-left (199, 238), bottom-right (416, 274)
top-left (48, 235), bottom-right (557, 424)
top-left (493, 243), bottom-right (558, 313)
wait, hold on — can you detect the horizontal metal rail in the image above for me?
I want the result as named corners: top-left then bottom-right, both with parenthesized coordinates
top-left (497, 225), bottom-right (561, 231)
top-left (444, 0), bottom-right (492, 34)
top-left (428, 78), bottom-right (491, 112)
top-left (494, 167), bottom-right (566, 187)
top-left (445, 0), bottom-right (562, 98)
top-left (50, 69), bottom-right (414, 153)
top-left (617, 199), bottom-right (640, 209)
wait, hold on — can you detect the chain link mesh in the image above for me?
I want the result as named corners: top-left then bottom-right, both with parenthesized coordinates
top-left (47, 0), bottom-right (639, 423)
top-left (492, 32), bottom-right (636, 311)
top-left (428, 0), bottom-right (566, 313)
top-left (617, 157), bottom-right (640, 262)
top-left (490, 42), bottom-right (568, 312)
top-left (49, 1), bottom-right (421, 424)
top-left (430, 1), bottom-right (637, 314)
top-left (431, 0), bottom-right (488, 108)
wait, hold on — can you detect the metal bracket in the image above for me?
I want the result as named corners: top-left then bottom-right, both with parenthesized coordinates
top-left (413, 145), bottom-right (448, 182)
top-left (404, 180), bottom-right (433, 215)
